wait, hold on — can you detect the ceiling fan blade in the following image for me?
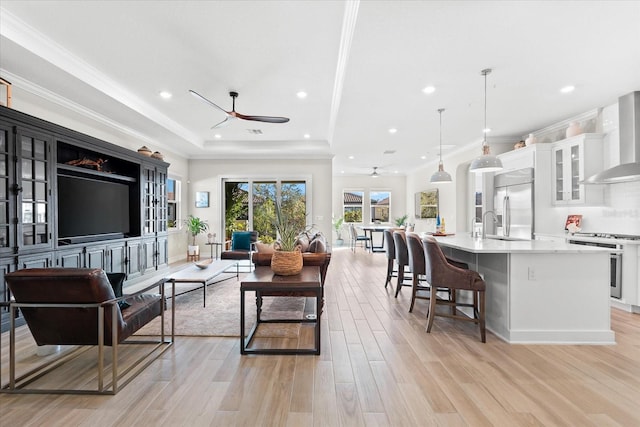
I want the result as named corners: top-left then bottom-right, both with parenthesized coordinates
top-left (234, 112), bottom-right (290, 123)
top-left (210, 116), bottom-right (235, 129)
top-left (189, 90), bottom-right (230, 115)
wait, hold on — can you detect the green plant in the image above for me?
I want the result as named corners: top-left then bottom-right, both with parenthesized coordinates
top-left (332, 216), bottom-right (344, 240)
top-left (184, 215), bottom-right (209, 246)
top-left (394, 214), bottom-right (409, 227)
top-left (273, 202), bottom-right (302, 251)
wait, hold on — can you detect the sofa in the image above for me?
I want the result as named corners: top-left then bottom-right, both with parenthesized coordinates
top-left (251, 232), bottom-right (331, 285)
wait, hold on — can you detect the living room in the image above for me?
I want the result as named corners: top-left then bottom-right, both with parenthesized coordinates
top-left (2, 1), bottom-right (640, 424)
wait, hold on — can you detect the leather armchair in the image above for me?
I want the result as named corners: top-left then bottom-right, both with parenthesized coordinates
top-left (1, 268), bottom-right (174, 394)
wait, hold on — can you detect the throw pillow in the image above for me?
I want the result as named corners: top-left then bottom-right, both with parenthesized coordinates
top-left (106, 272), bottom-right (130, 309)
top-left (231, 231), bottom-right (251, 251)
top-left (295, 234), bottom-right (310, 252)
top-left (308, 238), bottom-right (327, 253)
top-left (256, 242), bottom-right (275, 254)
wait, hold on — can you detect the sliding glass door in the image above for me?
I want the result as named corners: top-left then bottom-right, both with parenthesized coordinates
top-left (223, 179), bottom-right (307, 244)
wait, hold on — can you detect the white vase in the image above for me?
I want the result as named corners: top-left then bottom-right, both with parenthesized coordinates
top-left (525, 133), bottom-right (537, 146)
top-left (187, 245), bottom-right (200, 256)
top-left (565, 121), bottom-right (582, 138)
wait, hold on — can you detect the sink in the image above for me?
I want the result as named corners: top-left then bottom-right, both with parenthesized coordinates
top-left (484, 235), bottom-right (530, 242)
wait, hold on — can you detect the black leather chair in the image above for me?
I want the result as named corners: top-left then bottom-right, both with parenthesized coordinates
top-left (383, 229), bottom-right (397, 289)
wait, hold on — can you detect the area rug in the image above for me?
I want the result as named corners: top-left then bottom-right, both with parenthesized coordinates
top-left (135, 274), bottom-right (306, 337)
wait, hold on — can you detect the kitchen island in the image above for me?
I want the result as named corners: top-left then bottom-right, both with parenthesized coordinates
top-left (429, 235), bottom-right (616, 344)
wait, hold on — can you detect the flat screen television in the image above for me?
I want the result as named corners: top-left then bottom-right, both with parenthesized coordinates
top-left (57, 175), bottom-right (131, 243)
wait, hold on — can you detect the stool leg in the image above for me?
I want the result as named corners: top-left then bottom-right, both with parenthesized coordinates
top-left (479, 290), bottom-right (486, 343)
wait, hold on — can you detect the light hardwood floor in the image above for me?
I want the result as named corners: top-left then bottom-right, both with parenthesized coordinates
top-left (1, 247), bottom-right (640, 426)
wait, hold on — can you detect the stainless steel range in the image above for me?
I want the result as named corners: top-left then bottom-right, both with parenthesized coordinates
top-left (568, 233), bottom-right (640, 299)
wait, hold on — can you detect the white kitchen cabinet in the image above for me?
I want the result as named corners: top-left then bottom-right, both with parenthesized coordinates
top-left (551, 133), bottom-right (604, 205)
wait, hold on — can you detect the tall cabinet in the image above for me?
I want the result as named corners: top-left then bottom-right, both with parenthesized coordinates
top-left (0, 106), bottom-right (169, 331)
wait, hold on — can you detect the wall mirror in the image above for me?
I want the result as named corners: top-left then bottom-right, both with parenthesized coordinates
top-left (415, 189), bottom-right (439, 219)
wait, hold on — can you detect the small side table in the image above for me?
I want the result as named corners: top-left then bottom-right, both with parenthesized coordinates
top-left (240, 266), bottom-right (322, 355)
top-left (205, 242), bottom-right (223, 259)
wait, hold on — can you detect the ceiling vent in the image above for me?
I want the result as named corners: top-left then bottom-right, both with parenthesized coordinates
top-left (383, 150), bottom-right (396, 155)
top-left (247, 129), bottom-right (263, 135)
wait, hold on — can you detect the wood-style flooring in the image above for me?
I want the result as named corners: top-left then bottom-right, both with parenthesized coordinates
top-left (1, 247), bottom-right (640, 426)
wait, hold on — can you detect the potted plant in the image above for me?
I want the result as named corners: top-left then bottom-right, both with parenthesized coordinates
top-left (394, 214), bottom-right (409, 228)
top-left (332, 216), bottom-right (344, 246)
top-left (184, 215), bottom-right (209, 256)
top-left (271, 202), bottom-right (304, 275)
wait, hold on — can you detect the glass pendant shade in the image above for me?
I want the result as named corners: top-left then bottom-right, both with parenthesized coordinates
top-left (430, 108), bottom-right (452, 183)
top-left (469, 69), bottom-right (503, 173)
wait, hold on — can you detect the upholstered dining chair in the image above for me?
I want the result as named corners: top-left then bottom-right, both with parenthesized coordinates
top-left (392, 231), bottom-right (411, 297)
top-left (349, 224), bottom-right (371, 252)
top-left (422, 236), bottom-right (486, 343)
top-left (383, 229), bottom-right (397, 289)
top-left (405, 232), bottom-right (431, 312)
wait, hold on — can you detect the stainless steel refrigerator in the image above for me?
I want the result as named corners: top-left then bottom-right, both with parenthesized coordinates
top-left (494, 168), bottom-right (534, 240)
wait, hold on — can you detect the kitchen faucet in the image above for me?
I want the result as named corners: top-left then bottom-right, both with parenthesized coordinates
top-left (482, 211), bottom-right (498, 240)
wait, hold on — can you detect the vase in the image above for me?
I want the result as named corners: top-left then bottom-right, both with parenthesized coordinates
top-left (565, 121), bottom-right (582, 138)
top-left (271, 249), bottom-right (303, 276)
top-left (525, 133), bottom-right (537, 146)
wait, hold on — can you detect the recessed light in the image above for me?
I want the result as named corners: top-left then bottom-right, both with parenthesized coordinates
top-left (297, 91), bottom-right (307, 99)
top-left (341, 170), bottom-right (345, 174)
top-left (422, 86), bottom-right (436, 94)
top-left (348, 155), bottom-right (354, 160)
top-left (214, 134), bottom-right (222, 139)
top-left (393, 170), bottom-right (399, 174)
top-left (388, 128), bottom-right (397, 134)
top-left (421, 155), bottom-right (427, 160)
top-left (483, 128), bottom-right (491, 133)
top-left (303, 133), bottom-right (310, 139)
top-left (560, 85), bottom-right (575, 94)
top-left (159, 91), bottom-right (172, 99)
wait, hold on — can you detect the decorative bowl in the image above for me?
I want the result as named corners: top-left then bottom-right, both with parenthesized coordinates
top-left (194, 259), bottom-right (213, 269)
top-left (151, 151), bottom-right (164, 160)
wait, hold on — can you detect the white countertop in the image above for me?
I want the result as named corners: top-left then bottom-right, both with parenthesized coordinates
top-left (425, 234), bottom-right (620, 254)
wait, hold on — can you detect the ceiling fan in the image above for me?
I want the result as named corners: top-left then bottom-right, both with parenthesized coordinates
top-left (370, 166), bottom-right (381, 178)
top-left (189, 90), bottom-right (290, 129)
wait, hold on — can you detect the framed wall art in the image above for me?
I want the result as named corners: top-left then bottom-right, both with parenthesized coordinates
top-left (195, 191), bottom-right (209, 208)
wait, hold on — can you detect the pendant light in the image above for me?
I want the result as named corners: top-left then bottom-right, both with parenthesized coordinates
top-left (430, 108), bottom-right (452, 183)
top-left (469, 68), bottom-right (503, 173)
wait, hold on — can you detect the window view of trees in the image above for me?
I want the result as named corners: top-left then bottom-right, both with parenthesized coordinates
top-left (224, 180), bottom-right (307, 244)
top-left (370, 191), bottom-right (390, 222)
top-left (343, 190), bottom-right (363, 223)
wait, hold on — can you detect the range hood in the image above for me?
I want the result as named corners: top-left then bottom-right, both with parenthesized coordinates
top-left (584, 91), bottom-right (640, 184)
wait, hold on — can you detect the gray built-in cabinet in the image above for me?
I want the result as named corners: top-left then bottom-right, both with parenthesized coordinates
top-left (0, 106), bottom-right (169, 331)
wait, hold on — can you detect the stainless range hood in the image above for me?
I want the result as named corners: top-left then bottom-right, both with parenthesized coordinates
top-left (584, 91), bottom-right (640, 184)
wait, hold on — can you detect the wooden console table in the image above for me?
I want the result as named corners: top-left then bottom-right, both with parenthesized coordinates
top-left (240, 266), bottom-right (322, 355)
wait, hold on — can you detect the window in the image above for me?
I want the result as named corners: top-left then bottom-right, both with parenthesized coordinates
top-left (370, 191), bottom-right (390, 223)
top-left (224, 179), bottom-right (308, 244)
top-left (167, 177), bottom-right (181, 230)
top-left (343, 190), bottom-right (363, 223)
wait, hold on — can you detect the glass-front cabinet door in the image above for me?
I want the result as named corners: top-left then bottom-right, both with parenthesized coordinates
top-left (17, 127), bottom-right (53, 249)
top-left (142, 164), bottom-right (168, 236)
top-left (0, 124), bottom-right (13, 254)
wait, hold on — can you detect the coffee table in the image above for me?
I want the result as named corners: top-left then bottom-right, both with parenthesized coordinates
top-left (168, 259), bottom-right (239, 307)
top-left (240, 266), bottom-right (322, 355)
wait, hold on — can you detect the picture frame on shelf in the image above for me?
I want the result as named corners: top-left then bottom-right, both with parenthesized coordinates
top-left (195, 191), bottom-right (209, 208)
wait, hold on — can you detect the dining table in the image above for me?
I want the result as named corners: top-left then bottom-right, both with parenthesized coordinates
top-left (358, 225), bottom-right (395, 252)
